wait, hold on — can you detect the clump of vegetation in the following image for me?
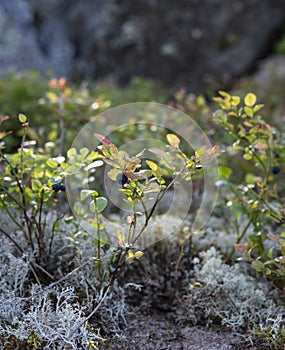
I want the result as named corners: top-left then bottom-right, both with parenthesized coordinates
top-left (0, 72), bottom-right (284, 349)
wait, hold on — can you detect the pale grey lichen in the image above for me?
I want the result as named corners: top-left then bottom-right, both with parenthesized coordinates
top-left (178, 247), bottom-right (285, 343)
top-left (0, 210), bottom-right (138, 349)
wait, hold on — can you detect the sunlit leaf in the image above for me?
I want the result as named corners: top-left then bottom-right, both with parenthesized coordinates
top-left (218, 166), bottom-right (232, 179)
top-left (244, 93), bottom-right (257, 107)
top-left (167, 134), bottom-right (180, 147)
top-left (67, 148), bottom-right (77, 159)
top-left (134, 251), bottom-right (144, 259)
top-left (146, 160), bottom-right (158, 171)
top-left (46, 160), bottom-right (58, 168)
top-left (244, 106), bottom-right (254, 117)
top-left (231, 96), bottom-right (240, 106)
top-left (116, 230), bottom-right (125, 246)
top-left (18, 113), bottom-right (27, 123)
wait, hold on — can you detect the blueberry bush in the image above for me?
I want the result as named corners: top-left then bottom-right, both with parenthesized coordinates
top-left (0, 73), bottom-right (284, 349)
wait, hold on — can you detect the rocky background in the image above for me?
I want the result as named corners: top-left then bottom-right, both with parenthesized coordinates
top-left (1, 0), bottom-right (285, 92)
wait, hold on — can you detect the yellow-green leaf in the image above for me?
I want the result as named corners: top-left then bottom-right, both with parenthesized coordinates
top-left (252, 260), bottom-right (264, 272)
top-left (46, 159), bottom-right (58, 168)
top-left (18, 113), bottom-right (27, 123)
top-left (243, 153), bottom-right (252, 160)
top-left (253, 104), bottom-right (264, 113)
top-left (128, 251), bottom-right (135, 259)
top-left (218, 166), bottom-right (232, 179)
top-left (146, 160), bottom-right (158, 171)
top-left (134, 251), bottom-right (144, 259)
top-left (231, 96), bottom-right (240, 106)
top-left (116, 230), bottom-right (125, 246)
top-left (67, 148), bottom-right (77, 159)
top-left (46, 92), bottom-right (58, 101)
top-left (31, 180), bottom-right (42, 192)
top-left (244, 93), bottom-right (257, 107)
top-left (244, 106), bottom-right (254, 117)
top-left (218, 91), bottom-right (231, 99)
top-left (24, 187), bottom-right (33, 199)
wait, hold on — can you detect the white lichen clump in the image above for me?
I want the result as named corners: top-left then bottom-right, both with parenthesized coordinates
top-left (179, 247), bottom-right (285, 342)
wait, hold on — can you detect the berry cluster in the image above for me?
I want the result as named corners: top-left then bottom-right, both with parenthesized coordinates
top-left (52, 183), bottom-right (66, 192)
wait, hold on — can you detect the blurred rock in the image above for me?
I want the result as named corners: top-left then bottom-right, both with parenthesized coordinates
top-left (0, 0), bottom-right (285, 91)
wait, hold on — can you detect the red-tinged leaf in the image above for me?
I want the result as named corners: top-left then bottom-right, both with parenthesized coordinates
top-left (94, 133), bottom-right (111, 146)
top-left (167, 134), bottom-right (180, 147)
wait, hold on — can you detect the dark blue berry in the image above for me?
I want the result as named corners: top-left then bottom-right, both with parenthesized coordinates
top-left (272, 166), bottom-right (281, 175)
top-left (116, 173), bottom-right (128, 187)
top-left (59, 184), bottom-right (66, 192)
top-left (10, 167), bottom-right (18, 175)
top-left (52, 183), bottom-right (62, 192)
top-left (274, 153), bottom-right (280, 159)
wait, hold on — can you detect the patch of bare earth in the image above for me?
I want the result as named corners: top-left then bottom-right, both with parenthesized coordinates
top-left (103, 312), bottom-right (246, 350)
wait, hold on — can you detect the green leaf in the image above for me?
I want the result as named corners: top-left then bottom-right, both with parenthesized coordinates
top-left (231, 96), bottom-right (240, 106)
top-left (253, 104), bottom-right (264, 113)
top-left (107, 168), bottom-right (121, 181)
top-left (31, 179), bottom-right (42, 191)
top-left (134, 251), bottom-right (144, 259)
top-left (24, 187), bottom-right (33, 199)
top-left (146, 160), bottom-right (158, 171)
top-left (74, 202), bottom-right (85, 215)
top-left (80, 147), bottom-right (89, 159)
top-left (46, 159), bottom-right (58, 168)
top-left (80, 189), bottom-right (97, 201)
top-left (218, 91), bottom-right (231, 99)
top-left (252, 260), bottom-right (264, 272)
top-left (244, 106), bottom-right (254, 117)
top-left (244, 93), bottom-right (257, 107)
top-left (18, 113), bottom-right (27, 123)
top-left (90, 197), bottom-right (108, 213)
top-left (218, 166), bottom-right (232, 179)
top-left (167, 133), bottom-right (180, 147)
top-left (243, 153), bottom-right (252, 160)
top-left (67, 148), bottom-right (77, 159)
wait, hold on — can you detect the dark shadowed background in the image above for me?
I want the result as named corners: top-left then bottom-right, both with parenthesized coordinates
top-left (1, 0), bottom-right (285, 92)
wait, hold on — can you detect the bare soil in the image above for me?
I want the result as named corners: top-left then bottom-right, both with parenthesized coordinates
top-left (109, 312), bottom-right (244, 350)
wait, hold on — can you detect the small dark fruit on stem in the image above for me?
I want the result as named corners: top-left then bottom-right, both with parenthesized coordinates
top-left (52, 183), bottom-right (66, 192)
top-left (272, 166), bottom-right (281, 175)
top-left (116, 173), bottom-right (128, 187)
